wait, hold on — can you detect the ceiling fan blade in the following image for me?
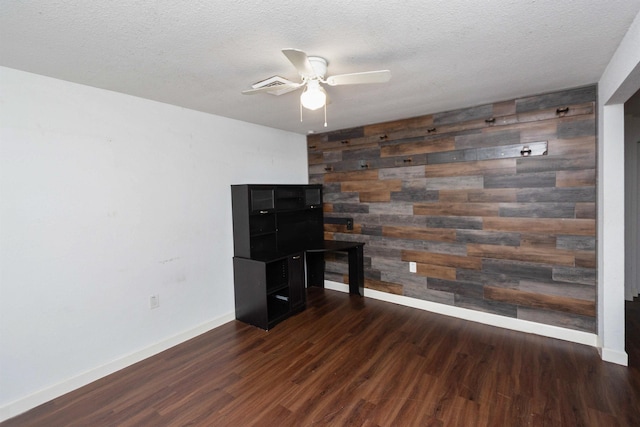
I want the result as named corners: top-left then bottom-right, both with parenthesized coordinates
top-left (242, 82), bottom-right (303, 95)
top-left (325, 70), bottom-right (391, 86)
top-left (282, 48), bottom-right (316, 77)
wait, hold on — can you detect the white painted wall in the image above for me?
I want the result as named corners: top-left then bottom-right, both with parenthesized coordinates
top-left (625, 110), bottom-right (640, 300)
top-left (597, 9), bottom-right (640, 366)
top-left (0, 67), bottom-right (308, 420)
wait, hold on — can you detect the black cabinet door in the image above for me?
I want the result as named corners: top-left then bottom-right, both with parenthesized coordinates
top-left (250, 188), bottom-right (275, 213)
top-left (304, 187), bottom-right (322, 208)
top-left (233, 257), bottom-right (268, 329)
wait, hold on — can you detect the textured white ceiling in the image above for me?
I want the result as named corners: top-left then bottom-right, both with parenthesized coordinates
top-left (1, 1), bottom-right (639, 134)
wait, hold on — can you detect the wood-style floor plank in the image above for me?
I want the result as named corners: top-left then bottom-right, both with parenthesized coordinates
top-left (3, 290), bottom-right (640, 427)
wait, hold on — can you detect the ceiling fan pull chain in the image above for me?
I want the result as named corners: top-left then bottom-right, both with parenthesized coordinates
top-left (324, 103), bottom-right (328, 127)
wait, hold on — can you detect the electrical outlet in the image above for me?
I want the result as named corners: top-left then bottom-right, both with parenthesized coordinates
top-left (409, 262), bottom-right (417, 273)
top-left (150, 294), bottom-right (160, 309)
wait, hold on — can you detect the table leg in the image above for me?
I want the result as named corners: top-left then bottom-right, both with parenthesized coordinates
top-left (348, 245), bottom-right (364, 296)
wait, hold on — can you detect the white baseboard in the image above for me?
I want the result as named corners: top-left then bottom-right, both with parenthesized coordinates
top-left (599, 346), bottom-right (629, 366)
top-left (324, 280), bottom-right (598, 348)
top-left (0, 312), bottom-right (236, 423)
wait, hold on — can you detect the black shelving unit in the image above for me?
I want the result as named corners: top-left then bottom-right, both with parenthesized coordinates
top-left (231, 184), bottom-right (322, 329)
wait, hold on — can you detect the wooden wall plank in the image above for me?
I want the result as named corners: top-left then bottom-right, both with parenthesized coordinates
top-left (519, 233), bottom-right (557, 249)
top-left (519, 279), bottom-right (595, 301)
top-left (575, 202), bottom-right (596, 219)
top-left (324, 151), bottom-right (343, 163)
top-left (425, 158), bottom-right (517, 178)
top-left (515, 103), bottom-right (593, 123)
top-left (550, 136), bottom-right (596, 156)
top-left (516, 153), bottom-right (595, 174)
top-left (330, 203), bottom-right (370, 213)
top-left (324, 170), bottom-right (379, 182)
top-left (380, 136), bottom-right (455, 157)
top-left (342, 147), bottom-right (381, 161)
top-left (556, 235), bottom-right (596, 251)
top-left (498, 203), bottom-right (575, 218)
top-left (369, 203), bottom-right (414, 215)
top-left (323, 192), bottom-right (360, 203)
top-left (361, 225), bottom-right (383, 236)
top-left (307, 133), bottom-right (325, 147)
top-left (556, 169), bottom-right (596, 187)
top-left (416, 263), bottom-right (457, 280)
top-left (575, 251), bottom-right (596, 269)
top-left (381, 270), bottom-right (427, 287)
top-left (309, 164), bottom-right (332, 175)
top-left (484, 286), bottom-right (595, 317)
top-left (364, 278), bottom-right (404, 294)
top-left (492, 100), bottom-right (516, 116)
top-left (456, 230), bottom-right (521, 246)
top-left (483, 217), bottom-right (595, 235)
top-left (364, 115), bottom-right (434, 135)
top-left (425, 216), bottom-right (484, 230)
top-left (482, 259), bottom-right (553, 281)
top-left (342, 180), bottom-right (402, 193)
top-left (391, 188), bottom-right (439, 202)
top-left (403, 282), bottom-right (455, 304)
top-left (326, 126), bottom-right (365, 141)
top-left (434, 103), bottom-right (494, 126)
top-left (515, 85), bottom-right (596, 113)
top-left (557, 118), bottom-right (596, 139)
top-left (425, 176), bottom-right (484, 190)
top-left (428, 278), bottom-right (484, 298)
top-left (309, 174), bottom-right (323, 184)
top-left (359, 191), bottom-right (391, 202)
top-left (414, 202), bottom-right (500, 217)
top-left (552, 266), bottom-right (596, 285)
top-left (422, 241), bottom-right (468, 256)
top-left (402, 250), bottom-right (482, 270)
top-left (456, 269), bottom-right (520, 288)
top-left (518, 121), bottom-right (558, 143)
top-left (427, 149), bottom-right (477, 164)
top-left (379, 165), bottom-right (425, 180)
top-left (382, 225), bottom-right (457, 242)
top-left (378, 214), bottom-right (427, 227)
top-left (438, 190), bottom-right (471, 202)
top-left (308, 152), bottom-right (323, 165)
top-left (466, 243), bottom-right (575, 266)
top-left (484, 171), bottom-right (556, 189)
top-left (516, 187), bottom-right (595, 203)
top-left (467, 188), bottom-right (518, 202)
top-left (454, 129), bottom-right (521, 150)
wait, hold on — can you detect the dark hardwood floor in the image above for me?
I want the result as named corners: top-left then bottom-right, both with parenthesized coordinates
top-left (4, 290), bottom-right (640, 426)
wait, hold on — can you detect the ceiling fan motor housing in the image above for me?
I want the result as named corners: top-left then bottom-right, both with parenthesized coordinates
top-left (307, 57), bottom-right (328, 79)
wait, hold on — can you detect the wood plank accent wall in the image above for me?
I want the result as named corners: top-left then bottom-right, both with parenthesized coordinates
top-left (307, 85), bottom-right (597, 333)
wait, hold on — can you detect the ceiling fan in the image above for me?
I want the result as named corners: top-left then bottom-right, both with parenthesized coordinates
top-left (242, 49), bottom-right (391, 127)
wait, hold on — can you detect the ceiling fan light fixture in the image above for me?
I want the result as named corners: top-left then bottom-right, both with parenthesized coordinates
top-left (243, 49), bottom-right (390, 128)
top-left (300, 80), bottom-right (326, 110)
